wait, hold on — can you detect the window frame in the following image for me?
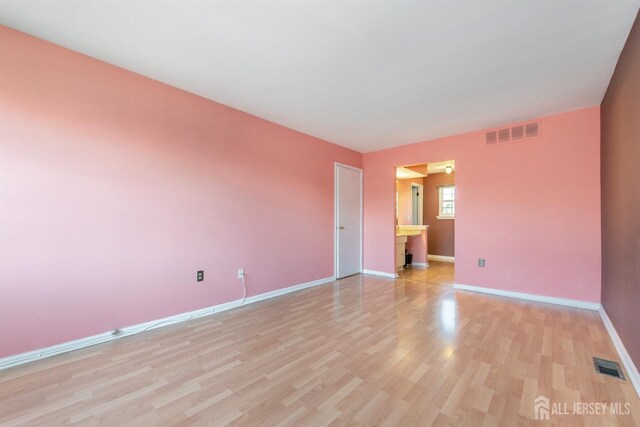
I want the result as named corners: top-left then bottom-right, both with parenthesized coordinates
top-left (437, 185), bottom-right (455, 220)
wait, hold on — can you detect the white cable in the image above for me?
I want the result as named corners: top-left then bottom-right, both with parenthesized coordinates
top-left (227, 274), bottom-right (247, 310)
top-left (141, 313), bottom-right (198, 332)
top-left (141, 274), bottom-right (247, 333)
top-left (241, 275), bottom-right (247, 304)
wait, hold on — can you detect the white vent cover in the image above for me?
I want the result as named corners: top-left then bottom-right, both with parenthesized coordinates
top-left (485, 121), bottom-right (540, 145)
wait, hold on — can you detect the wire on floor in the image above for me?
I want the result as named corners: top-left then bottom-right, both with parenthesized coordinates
top-left (140, 274), bottom-right (248, 333)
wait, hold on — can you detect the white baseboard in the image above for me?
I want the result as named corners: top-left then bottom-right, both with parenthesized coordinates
top-left (453, 284), bottom-right (638, 397)
top-left (427, 254), bottom-right (455, 262)
top-left (362, 269), bottom-right (398, 279)
top-left (411, 262), bottom-right (429, 268)
top-left (598, 306), bottom-right (640, 398)
top-left (453, 283), bottom-right (601, 310)
top-left (0, 276), bottom-right (335, 371)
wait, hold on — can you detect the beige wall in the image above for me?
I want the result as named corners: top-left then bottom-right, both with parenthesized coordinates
top-left (396, 177), bottom-right (424, 225)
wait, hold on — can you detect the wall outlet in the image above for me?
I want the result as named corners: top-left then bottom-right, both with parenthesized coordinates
top-left (197, 270), bottom-right (204, 282)
top-left (478, 258), bottom-right (486, 267)
top-left (238, 268), bottom-right (245, 279)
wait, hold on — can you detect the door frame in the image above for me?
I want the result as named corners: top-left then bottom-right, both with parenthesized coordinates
top-left (334, 162), bottom-right (363, 279)
top-left (411, 183), bottom-right (424, 225)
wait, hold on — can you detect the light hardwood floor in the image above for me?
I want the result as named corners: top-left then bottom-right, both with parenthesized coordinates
top-left (1, 274), bottom-right (638, 426)
top-left (397, 261), bottom-right (455, 286)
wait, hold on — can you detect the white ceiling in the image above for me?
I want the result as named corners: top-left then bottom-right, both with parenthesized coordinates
top-left (1, 1), bottom-right (638, 152)
top-left (397, 161), bottom-right (455, 178)
top-left (396, 167), bottom-right (426, 180)
top-left (427, 161), bottom-right (454, 175)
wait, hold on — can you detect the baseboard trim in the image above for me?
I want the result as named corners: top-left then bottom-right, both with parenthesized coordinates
top-left (0, 275), bottom-right (336, 371)
top-left (362, 269), bottom-right (398, 279)
top-left (427, 255), bottom-right (455, 262)
top-left (453, 283), bottom-right (600, 311)
top-left (411, 262), bottom-right (429, 268)
top-left (598, 306), bottom-right (640, 398)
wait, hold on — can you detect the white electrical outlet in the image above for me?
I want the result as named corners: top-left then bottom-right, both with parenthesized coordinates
top-left (238, 268), bottom-right (245, 279)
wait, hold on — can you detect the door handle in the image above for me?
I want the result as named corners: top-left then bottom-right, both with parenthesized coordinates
top-left (338, 226), bottom-right (345, 230)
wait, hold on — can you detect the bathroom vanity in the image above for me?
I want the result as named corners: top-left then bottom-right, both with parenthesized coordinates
top-left (396, 225), bottom-right (428, 271)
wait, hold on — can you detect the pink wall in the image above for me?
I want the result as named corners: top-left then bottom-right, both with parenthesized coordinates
top-left (0, 25), bottom-right (603, 359)
top-left (364, 107), bottom-right (602, 302)
top-left (406, 231), bottom-right (427, 265)
top-left (0, 27), bottom-right (361, 358)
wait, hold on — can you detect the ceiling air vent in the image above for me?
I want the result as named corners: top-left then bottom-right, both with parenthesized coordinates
top-left (485, 121), bottom-right (540, 146)
top-left (525, 122), bottom-right (539, 138)
top-left (486, 131), bottom-right (497, 144)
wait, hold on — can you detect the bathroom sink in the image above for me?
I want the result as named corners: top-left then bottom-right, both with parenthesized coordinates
top-left (396, 225), bottom-right (428, 236)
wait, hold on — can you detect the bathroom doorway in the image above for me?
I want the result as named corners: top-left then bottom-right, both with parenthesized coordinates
top-left (411, 184), bottom-right (423, 225)
top-left (395, 161), bottom-right (455, 286)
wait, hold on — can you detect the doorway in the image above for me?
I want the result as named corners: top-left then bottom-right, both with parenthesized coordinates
top-left (396, 161), bottom-right (455, 286)
top-left (411, 183), bottom-right (423, 225)
top-left (335, 163), bottom-right (363, 279)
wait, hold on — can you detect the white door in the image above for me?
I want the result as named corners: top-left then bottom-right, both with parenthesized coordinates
top-left (336, 164), bottom-right (362, 278)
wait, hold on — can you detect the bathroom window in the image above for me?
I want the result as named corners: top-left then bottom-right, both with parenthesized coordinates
top-left (438, 185), bottom-right (455, 219)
